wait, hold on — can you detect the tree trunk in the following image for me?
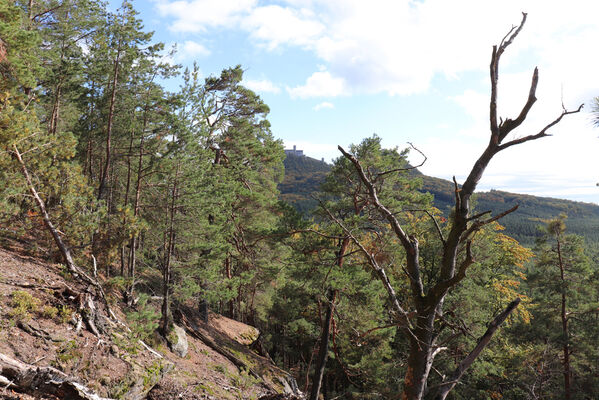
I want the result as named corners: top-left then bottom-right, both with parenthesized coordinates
top-left (309, 235), bottom-right (350, 399)
top-left (84, 81), bottom-right (96, 180)
top-left (27, 0), bottom-right (34, 21)
top-left (556, 237), bottom-right (571, 400)
top-left (128, 129), bottom-right (145, 282)
top-left (160, 163), bottom-right (179, 335)
top-left (310, 288), bottom-right (336, 400)
top-left (225, 256), bottom-right (234, 318)
top-left (98, 46), bottom-right (121, 200)
top-left (49, 80), bottom-right (62, 135)
top-left (198, 297), bottom-right (209, 323)
top-left (160, 236), bottom-right (173, 335)
top-left (402, 309), bottom-right (436, 400)
top-left (120, 124), bottom-right (135, 277)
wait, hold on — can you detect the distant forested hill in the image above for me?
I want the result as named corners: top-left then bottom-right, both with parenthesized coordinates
top-left (279, 153), bottom-right (331, 214)
top-left (419, 173), bottom-right (599, 245)
top-left (279, 156), bottom-right (599, 246)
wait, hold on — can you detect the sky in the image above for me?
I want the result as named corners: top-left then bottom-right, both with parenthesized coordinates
top-left (123, 0), bottom-right (599, 203)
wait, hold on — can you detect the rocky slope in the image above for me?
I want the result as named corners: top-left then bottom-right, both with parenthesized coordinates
top-left (0, 246), bottom-right (302, 400)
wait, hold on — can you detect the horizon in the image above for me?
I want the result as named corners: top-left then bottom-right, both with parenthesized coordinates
top-left (283, 147), bottom-right (599, 205)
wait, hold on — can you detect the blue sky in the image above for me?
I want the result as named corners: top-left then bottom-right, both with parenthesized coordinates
top-left (123, 0), bottom-right (598, 203)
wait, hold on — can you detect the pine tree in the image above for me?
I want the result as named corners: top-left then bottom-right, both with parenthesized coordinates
top-left (0, 0), bottom-right (98, 271)
top-left (525, 216), bottom-right (598, 399)
top-left (193, 65), bottom-right (285, 322)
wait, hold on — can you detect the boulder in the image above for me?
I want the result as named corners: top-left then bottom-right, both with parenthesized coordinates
top-left (169, 324), bottom-right (188, 358)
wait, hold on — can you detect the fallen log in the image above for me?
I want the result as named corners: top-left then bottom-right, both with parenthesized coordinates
top-left (0, 351), bottom-right (112, 400)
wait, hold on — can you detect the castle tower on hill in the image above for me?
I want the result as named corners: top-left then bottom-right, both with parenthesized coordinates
top-left (284, 145), bottom-right (304, 157)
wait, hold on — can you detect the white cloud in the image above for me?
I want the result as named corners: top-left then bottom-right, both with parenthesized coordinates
top-left (243, 78), bottom-right (281, 94)
top-left (155, 0), bottom-right (599, 99)
top-left (243, 5), bottom-right (324, 50)
top-left (287, 71), bottom-right (347, 98)
top-left (162, 41), bottom-right (210, 63)
top-left (79, 42), bottom-right (90, 56)
top-left (313, 101), bottom-right (334, 111)
top-left (180, 40), bottom-right (211, 58)
top-left (155, 0), bottom-right (256, 32)
top-left (451, 89), bottom-right (488, 121)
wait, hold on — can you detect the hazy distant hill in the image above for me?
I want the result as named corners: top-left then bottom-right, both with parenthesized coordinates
top-left (279, 154), bottom-right (599, 245)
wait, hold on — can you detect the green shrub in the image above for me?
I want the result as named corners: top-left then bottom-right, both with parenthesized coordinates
top-left (8, 290), bottom-right (40, 321)
top-left (126, 294), bottom-right (159, 343)
top-left (58, 305), bottom-right (73, 324)
top-left (41, 305), bottom-right (58, 319)
top-left (105, 276), bottom-right (130, 292)
top-left (54, 339), bottom-right (82, 367)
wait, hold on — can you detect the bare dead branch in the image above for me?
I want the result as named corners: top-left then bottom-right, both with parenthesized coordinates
top-left (338, 146), bottom-right (412, 247)
top-left (0, 352), bottom-right (110, 400)
top-left (464, 204), bottom-right (519, 240)
top-left (499, 25), bottom-right (518, 49)
top-left (406, 209), bottom-right (446, 245)
top-left (338, 145), bottom-right (426, 299)
top-left (467, 210), bottom-right (492, 222)
top-left (436, 315), bottom-right (476, 346)
top-left (356, 323), bottom-right (401, 340)
top-left (376, 142), bottom-right (427, 179)
top-left (22, 95), bottom-right (35, 112)
top-left (565, 307), bottom-right (599, 317)
top-left (31, 4), bottom-right (64, 21)
top-left (498, 104), bottom-right (584, 151)
top-left (297, 229), bottom-right (346, 240)
top-left (498, 67), bottom-right (539, 142)
top-left (490, 13), bottom-right (528, 139)
top-left (18, 142), bottom-right (54, 156)
top-left (497, 13), bottom-right (527, 59)
top-left (452, 176), bottom-right (461, 212)
top-left (434, 298), bottom-right (521, 400)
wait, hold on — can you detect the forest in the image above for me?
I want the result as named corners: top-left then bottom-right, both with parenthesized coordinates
top-left (1, 1), bottom-right (599, 399)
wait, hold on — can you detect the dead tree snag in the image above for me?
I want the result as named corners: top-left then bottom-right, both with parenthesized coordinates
top-left (332, 13), bottom-right (582, 400)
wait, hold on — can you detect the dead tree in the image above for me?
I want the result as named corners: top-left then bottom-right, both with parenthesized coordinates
top-left (0, 351), bottom-right (111, 400)
top-left (331, 13), bottom-right (582, 400)
top-left (12, 143), bottom-right (119, 335)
